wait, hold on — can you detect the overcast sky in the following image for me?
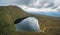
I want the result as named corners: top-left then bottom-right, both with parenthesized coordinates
top-left (0, 0), bottom-right (60, 17)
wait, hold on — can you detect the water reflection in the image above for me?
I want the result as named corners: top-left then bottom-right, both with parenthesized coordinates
top-left (14, 17), bottom-right (27, 24)
top-left (15, 17), bottom-right (40, 32)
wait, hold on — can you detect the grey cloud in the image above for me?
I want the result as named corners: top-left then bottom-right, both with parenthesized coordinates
top-left (0, 0), bottom-right (60, 12)
top-left (0, 0), bottom-right (17, 6)
top-left (15, 0), bottom-right (31, 6)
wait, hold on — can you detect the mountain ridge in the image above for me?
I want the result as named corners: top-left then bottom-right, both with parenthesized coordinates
top-left (0, 6), bottom-right (60, 35)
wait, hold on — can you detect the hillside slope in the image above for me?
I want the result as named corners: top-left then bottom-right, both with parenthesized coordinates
top-left (0, 6), bottom-right (32, 35)
top-left (0, 6), bottom-right (60, 35)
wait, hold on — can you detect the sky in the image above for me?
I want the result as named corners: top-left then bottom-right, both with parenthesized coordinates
top-left (0, 0), bottom-right (60, 17)
top-left (0, 0), bottom-right (60, 11)
top-left (16, 0), bottom-right (60, 12)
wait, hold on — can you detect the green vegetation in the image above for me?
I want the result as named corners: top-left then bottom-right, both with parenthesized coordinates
top-left (0, 6), bottom-right (60, 35)
top-left (0, 6), bottom-right (32, 35)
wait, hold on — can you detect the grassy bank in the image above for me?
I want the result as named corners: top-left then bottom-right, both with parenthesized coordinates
top-left (0, 6), bottom-right (60, 35)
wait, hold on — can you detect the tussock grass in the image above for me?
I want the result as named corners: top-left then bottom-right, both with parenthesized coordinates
top-left (0, 6), bottom-right (60, 35)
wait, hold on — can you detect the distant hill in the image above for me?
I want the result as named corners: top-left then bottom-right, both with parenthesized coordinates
top-left (0, 6), bottom-right (60, 35)
top-left (0, 6), bottom-right (33, 35)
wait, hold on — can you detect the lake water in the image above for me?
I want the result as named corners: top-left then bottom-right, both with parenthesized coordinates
top-left (15, 17), bottom-right (40, 32)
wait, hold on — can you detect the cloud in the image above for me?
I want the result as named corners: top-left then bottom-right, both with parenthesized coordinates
top-left (0, 0), bottom-right (60, 17)
top-left (0, 0), bottom-right (17, 6)
top-left (27, 0), bottom-right (60, 9)
top-left (14, 0), bottom-right (31, 6)
top-left (20, 6), bottom-right (57, 12)
top-left (17, 0), bottom-right (60, 12)
top-left (0, 0), bottom-right (60, 16)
